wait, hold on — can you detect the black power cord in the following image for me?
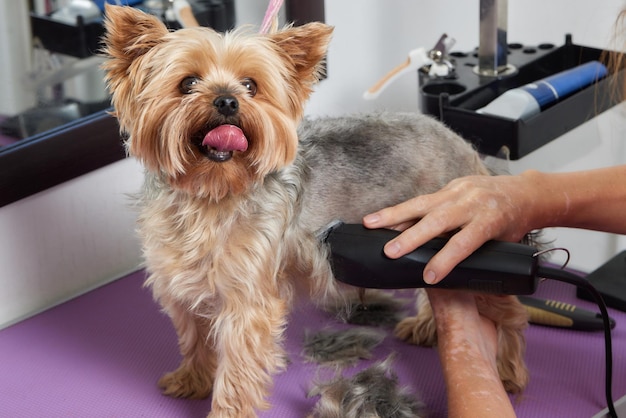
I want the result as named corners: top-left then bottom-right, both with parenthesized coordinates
top-left (537, 265), bottom-right (618, 418)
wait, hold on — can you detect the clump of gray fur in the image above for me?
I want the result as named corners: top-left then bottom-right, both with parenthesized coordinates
top-left (307, 356), bottom-right (425, 418)
top-left (303, 327), bottom-right (386, 367)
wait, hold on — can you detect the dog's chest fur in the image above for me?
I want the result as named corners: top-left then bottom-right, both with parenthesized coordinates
top-left (138, 169), bottom-right (302, 306)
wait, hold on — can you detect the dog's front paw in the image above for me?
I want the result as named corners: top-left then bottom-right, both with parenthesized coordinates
top-left (394, 315), bottom-right (437, 347)
top-left (158, 367), bottom-right (213, 399)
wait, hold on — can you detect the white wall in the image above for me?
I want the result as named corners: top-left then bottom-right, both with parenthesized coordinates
top-left (1, 0), bottom-right (625, 328)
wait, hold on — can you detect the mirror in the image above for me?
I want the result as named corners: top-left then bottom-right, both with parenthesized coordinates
top-left (0, 0), bottom-right (323, 208)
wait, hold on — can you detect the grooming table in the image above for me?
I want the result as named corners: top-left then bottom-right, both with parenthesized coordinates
top-left (1, 269), bottom-right (625, 418)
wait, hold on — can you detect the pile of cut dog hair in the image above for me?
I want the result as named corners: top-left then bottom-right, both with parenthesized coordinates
top-left (303, 291), bottom-right (427, 418)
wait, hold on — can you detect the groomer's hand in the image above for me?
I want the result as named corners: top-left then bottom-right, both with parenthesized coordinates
top-left (363, 173), bottom-right (537, 284)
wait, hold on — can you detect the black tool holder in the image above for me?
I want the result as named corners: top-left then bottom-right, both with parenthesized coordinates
top-left (31, 14), bottom-right (104, 59)
top-left (419, 34), bottom-right (624, 159)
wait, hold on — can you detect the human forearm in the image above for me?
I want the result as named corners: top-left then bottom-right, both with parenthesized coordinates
top-left (521, 166), bottom-right (626, 234)
top-left (438, 343), bottom-right (515, 418)
top-left (429, 290), bottom-right (516, 418)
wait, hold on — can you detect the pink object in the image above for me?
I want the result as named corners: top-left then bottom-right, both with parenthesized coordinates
top-left (259, 0), bottom-right (284, 34)
top-left (202, 124), bottom-right (248, 152)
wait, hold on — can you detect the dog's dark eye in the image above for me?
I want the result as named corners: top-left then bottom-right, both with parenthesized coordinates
top-left (180, 76), bottom-right (199, 94)
top-left (241, 78), bottom-right (257, 97)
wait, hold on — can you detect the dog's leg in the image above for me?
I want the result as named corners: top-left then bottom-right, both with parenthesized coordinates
top-left (394, 289), bottom-right (437, 346)
top-left (476, 294), bottom-right (530, 394)
top-left (208, 293), bottom-right (289, 418)
top-left (284, 230), bottom-right (347, 313)
top-left (158, 298), bottom-right (217, 399)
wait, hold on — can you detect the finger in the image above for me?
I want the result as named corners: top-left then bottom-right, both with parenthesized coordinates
top-left (381, 196), bottom-right (476, 260)
top-left (388, 220), bottom-right (416, 232)
top-left (382, 212), bottom-right (452, 259)
top-left (422, 227), bottom-right (491, 284)
top-left (363, 194), bottom-right (433, 229)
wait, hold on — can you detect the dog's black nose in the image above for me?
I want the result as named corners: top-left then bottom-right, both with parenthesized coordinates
top-left (214, 95), bottom-right (239, 116)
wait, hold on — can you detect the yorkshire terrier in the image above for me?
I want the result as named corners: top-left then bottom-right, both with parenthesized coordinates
top-left (102, 5), bottom-right (529, 417)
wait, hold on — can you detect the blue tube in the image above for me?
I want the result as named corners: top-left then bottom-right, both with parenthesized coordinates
top-left (522, 61), bottom-right (608, 108)
top-left (477, 61), bottom-right (608, 120)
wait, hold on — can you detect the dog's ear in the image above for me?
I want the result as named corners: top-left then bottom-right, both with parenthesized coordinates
top-left (101, 4), bottom-right (169, 71)
top-left (269, 22), bottom-right (334, 85)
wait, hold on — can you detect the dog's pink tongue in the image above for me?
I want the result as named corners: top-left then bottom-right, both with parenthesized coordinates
top-left (202, 125), bottom-right (248, 152)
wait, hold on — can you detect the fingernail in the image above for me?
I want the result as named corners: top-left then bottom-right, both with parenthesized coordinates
top-left (385, 241), bottom-right (401, 257)
top-left (424, 270), bottom-right (437, 284)
top-left (363, 213), bottom-right (380, 225)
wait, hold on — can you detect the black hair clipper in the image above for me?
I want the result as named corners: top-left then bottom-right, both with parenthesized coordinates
top-left (321, 222), bottom-right (539, 295)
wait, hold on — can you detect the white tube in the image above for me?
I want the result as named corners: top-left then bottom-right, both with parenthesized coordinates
top-left (0, 0), bottom-right (36, 116)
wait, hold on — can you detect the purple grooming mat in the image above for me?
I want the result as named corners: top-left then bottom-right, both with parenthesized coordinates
top-left (1, 269), bottom-right (624, 417)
